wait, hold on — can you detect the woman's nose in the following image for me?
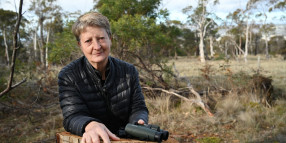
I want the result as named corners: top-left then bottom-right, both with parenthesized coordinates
top-left (92, 40), bottom-right (101, 50)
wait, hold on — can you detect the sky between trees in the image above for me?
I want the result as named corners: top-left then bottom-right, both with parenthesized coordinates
top-left (0, 0), bottom-right (283, 25)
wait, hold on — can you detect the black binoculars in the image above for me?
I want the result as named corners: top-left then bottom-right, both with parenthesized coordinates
top-left (122, 123), bottom-right (169, 142)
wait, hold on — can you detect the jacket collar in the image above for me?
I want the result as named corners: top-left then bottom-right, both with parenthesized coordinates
top-left (84, 56), bottom-right (115, 88)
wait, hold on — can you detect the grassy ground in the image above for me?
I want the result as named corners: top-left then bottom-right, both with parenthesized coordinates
top-left (147, 55), bottom-right (286, 142)
top-left (0, 55), bottom-right (285, 142)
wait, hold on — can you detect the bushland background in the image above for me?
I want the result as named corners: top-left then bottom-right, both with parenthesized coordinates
top-left (0, 0), bottom-right (286, 142)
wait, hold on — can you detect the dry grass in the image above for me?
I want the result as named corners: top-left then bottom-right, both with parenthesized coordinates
top-left (170, 55), bottom-right (286, 92)
top-left (146, 55), bottom-right (286, 143)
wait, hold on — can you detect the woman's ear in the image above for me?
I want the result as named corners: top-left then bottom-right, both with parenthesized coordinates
top-left (77, 41), bottom-right (81, 47)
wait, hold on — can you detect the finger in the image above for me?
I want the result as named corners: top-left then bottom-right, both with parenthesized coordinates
top-left (137, 119), bottom-right (145, 125)
top-left (81, 137), bottom-right (86, 143)
top-left (104, 128), bottom-right (120, 141)
top-left (97, 129), bottom-right (111, 143)
top-left (91, 133), bottom-right (100, 143)
top-left (83, 135), bottom-right (92, 143)
top-left (87, 136), bottom-right (93, 143)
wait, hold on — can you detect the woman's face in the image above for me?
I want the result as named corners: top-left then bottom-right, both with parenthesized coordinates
top-left (79, 26), bottom-right (111, 68)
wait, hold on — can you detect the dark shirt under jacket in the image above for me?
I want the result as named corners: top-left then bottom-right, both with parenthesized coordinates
top-left (58, 56), bottom-right (149, 136)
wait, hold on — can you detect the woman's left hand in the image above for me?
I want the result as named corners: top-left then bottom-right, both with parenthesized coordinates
top-left (137, 119), bottom-right (145, 125)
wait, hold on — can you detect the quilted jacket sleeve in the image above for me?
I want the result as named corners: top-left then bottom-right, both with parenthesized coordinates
top-left (58, 69), bottom-right (101, 136)
top-left (128, 66), bottom-right (149, 124)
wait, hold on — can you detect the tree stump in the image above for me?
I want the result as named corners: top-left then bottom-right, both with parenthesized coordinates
top-left (56, 132), bottom-right (178, 143)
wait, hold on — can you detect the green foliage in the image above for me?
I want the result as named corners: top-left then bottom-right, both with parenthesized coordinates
top-left (268, 35), bottom-right (286, 56)
top-left (273, 0), bottom-right (286, 10)
top-left (176, 47), bottom-right (188, 56)
top-left (49, 21), bottom-right (81, 65)
top-left (0, 9), bottom-right (17, 29)
top-left (0, 67), bottom-right (8, 91)
top-left (94, 0), bottom-right (186, 87)
top-left (0, 9), bottom-right (20, 63)
top-left (95, 0), bottom-right (160, 20)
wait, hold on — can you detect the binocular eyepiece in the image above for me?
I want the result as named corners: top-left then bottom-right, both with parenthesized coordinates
top-left (124, 123), bottom-right (169, 142)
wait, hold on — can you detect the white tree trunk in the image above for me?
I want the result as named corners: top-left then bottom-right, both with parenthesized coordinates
top-left (244, 21), bottom-right (249, 63)
top-left (199, 32), bottom-right (206, 63)
top-left (39, 19), bottom-right (45, 67)
top-left (249, 22), bottom-right (253, 55)
top-left (39, 41), bottom-right (44, 65)
top-left (3, 29), bottom-right (10, 67)
top-left (33, 31), bottom-right (37, 59)
top-left (45, 28), bottom-right (50, 69)
top-left (224, 41), bottom-right (228, 57)
top-left (265, 37), bottom-right (269, 59)
top-left (210, 36), bottom-right (215, 59)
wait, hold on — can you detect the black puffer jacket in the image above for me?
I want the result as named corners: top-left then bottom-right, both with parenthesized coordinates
top-left (58, 56), bottom-right (148, 136)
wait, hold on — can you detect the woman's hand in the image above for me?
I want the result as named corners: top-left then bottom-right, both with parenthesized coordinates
top-left (137, 119), bottom-right (145, 125)
top-left (81, 121), bottom-right (120, 143)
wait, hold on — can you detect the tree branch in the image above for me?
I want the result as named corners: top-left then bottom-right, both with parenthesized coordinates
top-left (142, 86), bottom-right (214, 117)
top-left (0, 0), bottom-right (26, 97)
top-left (123, 50), bottom-right (170, 89)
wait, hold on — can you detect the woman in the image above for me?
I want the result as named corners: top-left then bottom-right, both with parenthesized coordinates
top-left (58, 12), bottom-right (149, 143)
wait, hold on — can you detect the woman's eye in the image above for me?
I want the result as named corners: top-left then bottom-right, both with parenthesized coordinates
top-left (98, 37), bottom-right (105, 42)
top-left (85, 39), bottom-right (91, 43)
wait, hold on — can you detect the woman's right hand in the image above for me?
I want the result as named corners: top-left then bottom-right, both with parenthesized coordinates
top-left (81, 121), bottom-right (120, 143)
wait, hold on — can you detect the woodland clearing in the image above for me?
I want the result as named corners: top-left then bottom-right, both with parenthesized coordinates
top-left (0, 55), bottom-right (285, 143)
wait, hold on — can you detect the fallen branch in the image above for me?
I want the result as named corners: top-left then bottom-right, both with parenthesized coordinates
top-left (170, 63), bottom-right (214, 116)
top-left (142, 86), bottom-right (214, 117)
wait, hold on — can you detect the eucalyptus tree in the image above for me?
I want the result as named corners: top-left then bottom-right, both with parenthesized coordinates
top-left (181, 28), bottom-right (197, 57)
top-left (256, 0), bottom-right (286, 21)
top-left (29, 0), bottom-right (62, 68)
top-left (94, 0), bottom-right (160, 20)
top-left (205, 18), bottom-right (219, 59)
top-left (94, 0), bottom-right (176, 89)
top-left (183, 0), bottom-right (219, 63)
top-left (247, 0), bottom-right (276, 59)
top-left (0, 9), bottom-right (17, 67)
top-left (226, 6), bottom-right (254, 62)
top-left (0, 9), bottom-right (28, 66)
top-left (162, 20), bottom-right (183, 59)
top-left (49, 21), bottom-right (81, 65)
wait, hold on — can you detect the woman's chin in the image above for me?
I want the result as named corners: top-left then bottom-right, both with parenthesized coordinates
top-left (90, 57), bottom-right (107, 64)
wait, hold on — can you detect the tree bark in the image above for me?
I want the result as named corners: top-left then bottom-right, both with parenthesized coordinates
top-left (210, 36), bottom-right (215, 59)
top-left (3, 29), bottom-right (10, 67)
top-left (39, 17), bottom-right (45, 66)
top-left (224, 41), bottom-right (228, 58)
top-left (249, 22), bottom-right (253, 55)
top-left (33, 30), bottom-right (38, 59)
top-left (45, 28), bottom-right (50, 69)
top-left (199, 31), bottom-right (206, 63)
top-left (244, 20), bottom-right (249, 63)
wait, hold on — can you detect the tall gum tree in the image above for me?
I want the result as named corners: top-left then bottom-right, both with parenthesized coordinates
top-left (226, 5), bottom-right (253, 63)
top-left (247, 0), bottom-right (276, 59)
top-left (183, 0), bottom-right (219, 63)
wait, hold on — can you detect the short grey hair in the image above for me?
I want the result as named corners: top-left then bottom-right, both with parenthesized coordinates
top-left (72, 12), bottom-right (111, 42)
